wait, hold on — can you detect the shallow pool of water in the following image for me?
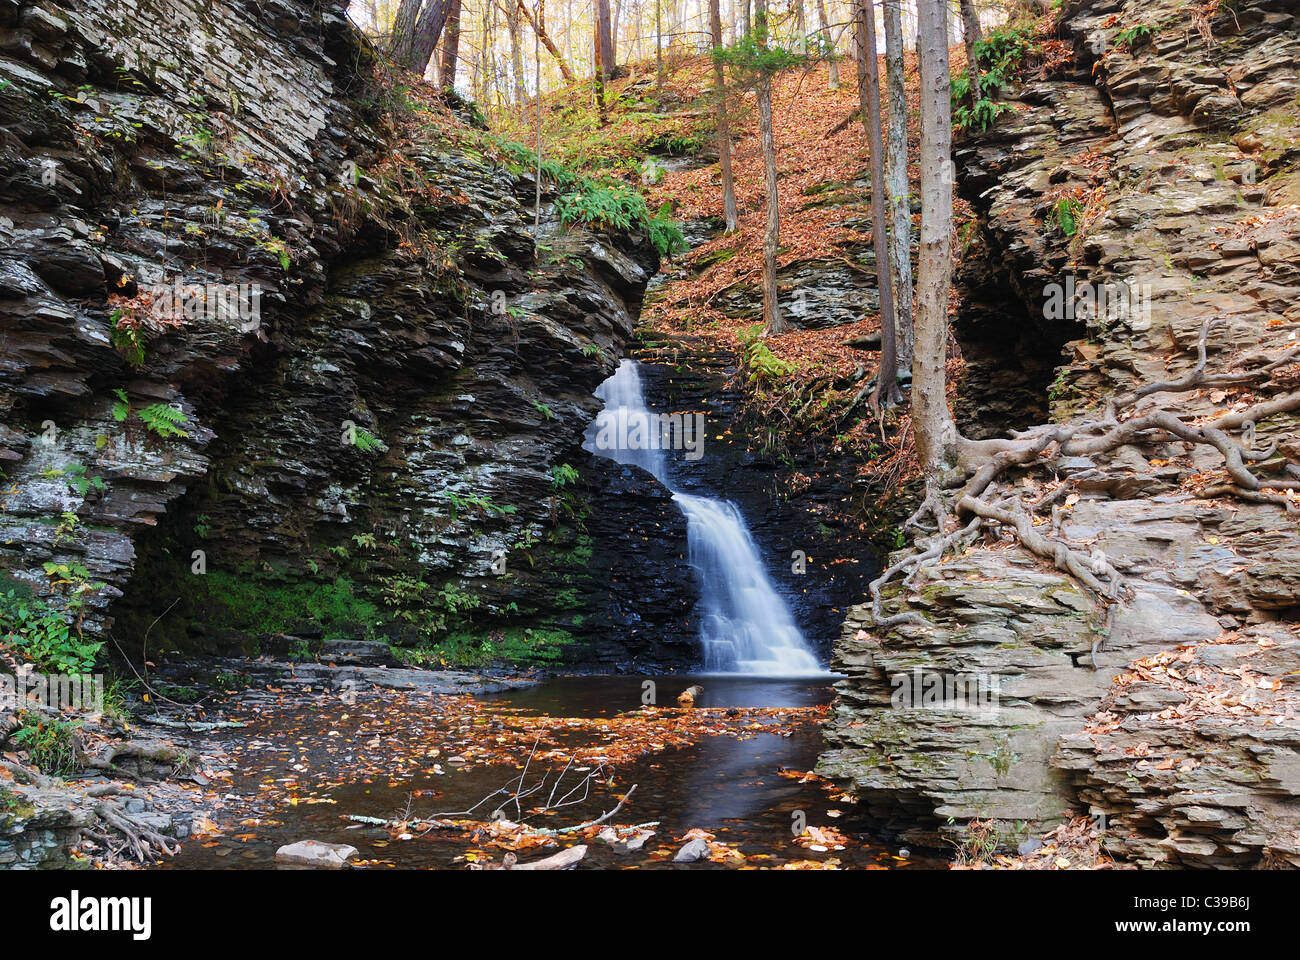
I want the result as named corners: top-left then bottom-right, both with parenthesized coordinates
top-left (164, 675), bottom-right (932, 870)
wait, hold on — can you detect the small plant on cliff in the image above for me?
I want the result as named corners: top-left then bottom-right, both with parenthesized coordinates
top-left (1115, 23), bottom-right (1156, 50)
top-left (738, 324), bottom-right (797, 382)
top-left (951, 23), bottom-right (1036, 130)
top-left (551, 463), bottom-right (580, 488)
top-left (0, 588), bottom-right (102, 674)
top-left (1050, 196), bottom-right (1084, 237)
top-left (112, 389), bottom-right (189, 439)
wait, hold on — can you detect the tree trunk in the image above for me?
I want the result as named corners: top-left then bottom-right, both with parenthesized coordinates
top-left (594, 0), bottom-right (610, 118)
top-left (439, 0), bottom-right (462, 88)
top-left (390, 0), bottom-right (423, 63)
top-left (709, 0), bottom-right (739, 231)
top-left (912, 0), bottom-right (957, 476)
top-left (959, 0), bottom-right (982, 109)
top-left (854, 0), bottom-right (899, 409)
top-left (816, 0), bottom-right (838, 89)
top-left (507, 2), bottom-right (527, 107)
top-left (596, 0), bottom-right (615, 76)
top-left (519, 0), bottom-right (578, 84)
top-left (409, 0), bottom-right (452, 77)
top-left (755, 0), bottom-right (783, 334)
top-left (883, 0), bottom-right (912, 370)
top-left (655, 0), bottom-right (664, 96)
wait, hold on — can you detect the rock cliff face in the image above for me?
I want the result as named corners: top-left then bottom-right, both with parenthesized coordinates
top-left (0, 0), bottom-right (664, 664)
top-left (820, 0), bottom-right (1300, 866)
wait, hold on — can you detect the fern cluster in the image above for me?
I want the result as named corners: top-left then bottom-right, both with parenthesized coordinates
top-left (952, 23), bottom-right (1037, 131)
top-left (112, 388), bottom-right (190, 438)
top-left (490, 135), bottom-right (687, 257)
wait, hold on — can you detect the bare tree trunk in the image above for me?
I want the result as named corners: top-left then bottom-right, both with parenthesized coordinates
top-left (439, 0), bottom-right (462, 87)
top-left (507, 1), bottom-right (528, 108)
top-left (390, 0), bottom-right (423, 62)
top-left (794, 0), bottom-right (806, 42)
top-left (564, 0), bottom-right (574, 62)
top-left (853, 0), bottom-right (899, 409)
top-left (519, 0), bottom-right (579, 83)
top-left (959, 0), bottom-right (981, 109)
top-left (596, 0), bottom-right (615, 76)
top-left (883, 0), bottom-right (911, 370)
top-left (655, 0), bottom-right (664, 95)
top-left (409, 0), bottom-right (452, 76)
top-left (755, 0), bottom-right (783, 334)
top-left (816, 0), bottom-right (838, 88)
top-left (594, 0), bottom-right (610, 118)
top-left (709, 0), bottom-right (739, 231)
top-left (913, 0), bottom-right (957, 475)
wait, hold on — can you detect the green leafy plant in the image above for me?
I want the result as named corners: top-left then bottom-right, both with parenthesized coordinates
top-left (0, 588), bottom-right (102, 673)
top-left (138, 402), bottom-right (189, 438)
top-left (738, 324), bottom-right (797, 381)
top-left (951, 23), bottom-right (1036, 131)
top-left (1115, 23), bottom-right (1156, 49)
top-left (352, 427), bottom-right (382, 452)
top-left (113, 389), bottom-right (189, 438)
top-left (1051, 196), bottom-right (1084, 237)
top-left (10, 714), bottom-right (83, 778)
top-left (551, 463), bottom-right (580, 488)
top-left (62, 464), bottom-right (105, 499)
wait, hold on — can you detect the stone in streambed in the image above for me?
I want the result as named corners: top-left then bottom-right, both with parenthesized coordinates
top-left (673, 837), bottom-right (711, 863)
top-left (274, 840), bottom-right (359, 869)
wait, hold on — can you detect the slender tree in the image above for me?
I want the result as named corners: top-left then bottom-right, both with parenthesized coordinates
top-left (439, 0), bottom-right (463, 87)
top-left (519, 0), bottom-right (578, 83)
top-left (594, 0), bottom-right (610, 117)
top-left (755, 0), bottom-right (784, 334)
top-left (853, 0), bottom-right (899, 409)
top-left (959, 0), bottom-right (982, 110)
top-left (912, 0), bottom-right (957, 476)
top-left (507, 0), bottom-right (527, 108)
top-left (883, 0), bottom-right (912, 370)
top-left (595, 0), bottom-right (615, 76)
top-left (816, 0), bottom-right (838, 89)
top-left (709, 0), bottom-right (739, 231)
top-left (656, 0), bottom-right (664, 96)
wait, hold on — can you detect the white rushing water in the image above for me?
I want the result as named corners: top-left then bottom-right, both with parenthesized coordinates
top-left (584, 360), bottom-right (823, 676)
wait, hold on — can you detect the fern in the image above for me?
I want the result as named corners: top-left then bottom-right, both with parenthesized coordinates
top-left (112, 388), bottom-right (130, 422)
top-left (138, 402), bottom-right (189, 438)
top-left (353, 427), bottom-right (382, 452)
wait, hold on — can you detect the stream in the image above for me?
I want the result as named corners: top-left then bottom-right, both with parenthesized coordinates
top-left (161, 342), bottom-right (913, 869)
top-left (165, 674), bottom-right (929, 869)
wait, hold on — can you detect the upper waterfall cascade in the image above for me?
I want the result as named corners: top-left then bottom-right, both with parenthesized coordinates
top-left (584, 360), bottom-right (823, 676)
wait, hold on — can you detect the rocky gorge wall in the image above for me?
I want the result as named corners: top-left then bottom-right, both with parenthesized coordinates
top-left (0, 0), bottom-right (674, 668)
top-left (820, 0), bottom-right (1300, 867)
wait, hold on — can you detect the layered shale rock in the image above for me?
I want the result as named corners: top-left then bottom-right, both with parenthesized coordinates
top-left (0, 0), bottom-right (668, 665)
top-left (821, 0), bottom-right (1300, 865)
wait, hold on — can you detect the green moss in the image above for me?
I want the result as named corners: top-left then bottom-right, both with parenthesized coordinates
top-left (0, 788), bottom-right (35, 828)
top-left (393, 625), bottom-right (575, 668)
top-left (199, 570), bottom-right (378, 639)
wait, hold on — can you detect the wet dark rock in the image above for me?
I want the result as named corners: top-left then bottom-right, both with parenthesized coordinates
top-left (821, 0), bottom-right (1300, 861)
top-left (0, 0), bottom-right (662, 669)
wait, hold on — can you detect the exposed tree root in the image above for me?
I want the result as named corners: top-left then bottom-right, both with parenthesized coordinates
top-left (859, 333), bottom-right (1300, 665)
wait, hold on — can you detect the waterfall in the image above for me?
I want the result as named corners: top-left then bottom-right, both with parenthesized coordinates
top-left (584, 360), bottom-right (823, 676)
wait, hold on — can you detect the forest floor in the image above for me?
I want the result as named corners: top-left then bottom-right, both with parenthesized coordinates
top-left (497, 49), bottom-right (974, 516)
